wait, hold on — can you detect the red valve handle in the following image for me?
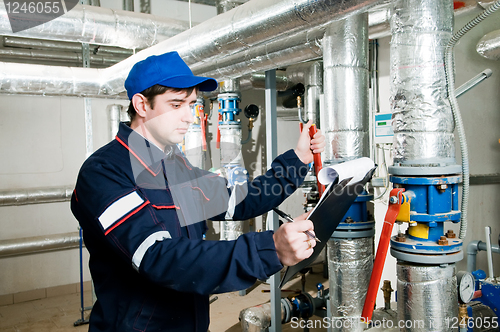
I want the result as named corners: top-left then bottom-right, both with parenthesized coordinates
top-left (361, 188), bottom-right (405, 323)
top-left (200, 113), bottom-right (207, 152)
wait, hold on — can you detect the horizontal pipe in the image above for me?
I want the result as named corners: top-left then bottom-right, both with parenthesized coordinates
top-left (0, 3), bottom-right (189, 49)
top-left (0, 186), bottom-right (74, 206)
top-left (0, 48), bottom-right (126, 66)
top-left (3, 36), bottom-right (134, 56)
top-left (467, 240), bottom-right (500, 272)
top-left (0, 0), bottom-right (381, 98)
top-left (0, 232), bottom-right (81, 258)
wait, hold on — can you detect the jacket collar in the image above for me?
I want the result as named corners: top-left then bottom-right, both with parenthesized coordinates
top-left (115, 122), bottom-right (168, 176)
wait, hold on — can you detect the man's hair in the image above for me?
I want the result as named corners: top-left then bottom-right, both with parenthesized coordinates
top-left (127, 85), bottom-right (197, 122)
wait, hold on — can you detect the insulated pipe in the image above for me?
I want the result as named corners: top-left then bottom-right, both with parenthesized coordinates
top-left (0, 232), bottom-right (81, 258)
top-left (467, 240), bottom-right (500, 272)
top-left (390, 0), bottom-right (456, 167)
top-left (476, 29), bottom-right (500, 60)
top-left (0, 0), bottom-right (381, 98)
top-left (322, 13), bottom-right (370, 165)
top-left (0, 48), bottom-right (126, 66)
top-left (0, 187), bottom-right (74, 206)
top-left (0, 3), bottom-right (188, 50)
top-left (3, 37), bottom-right (134, 56)
top-left (397, 263), bottom-right (458, 332)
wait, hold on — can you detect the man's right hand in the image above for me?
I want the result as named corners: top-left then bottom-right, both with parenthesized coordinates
top-left (272, 212), bottom-right (316, 266)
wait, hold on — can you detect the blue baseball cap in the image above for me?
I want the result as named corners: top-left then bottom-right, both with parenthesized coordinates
top-left (124, 51), bottom-right (218, 100)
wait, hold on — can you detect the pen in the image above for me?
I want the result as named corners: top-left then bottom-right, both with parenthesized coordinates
top-left (273, 208), bottom-right (321, 243)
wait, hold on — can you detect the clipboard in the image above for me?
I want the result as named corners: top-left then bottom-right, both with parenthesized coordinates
top-left (279, 167), bottom-right (376, 288)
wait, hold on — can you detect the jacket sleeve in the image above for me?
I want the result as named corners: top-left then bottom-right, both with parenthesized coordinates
top-left (71, 155), bottom-right (283, 296)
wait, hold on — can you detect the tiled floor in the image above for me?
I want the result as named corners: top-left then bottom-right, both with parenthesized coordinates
top-left (0, 267), bottom-right (328, 332)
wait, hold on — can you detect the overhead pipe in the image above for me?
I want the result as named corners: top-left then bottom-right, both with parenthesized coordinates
top-left (0, 232), bottom-right (81, 258)
top-left (0, 48), bottom-right (126, 66)
top-left (0, 0), bottom-right (382, 98)
top-left (3, 37), bottom-right (134, 56)
top-left (0, 2), bottom-right (188, 50)
top-left (0, 186), bottom-right (74, 206)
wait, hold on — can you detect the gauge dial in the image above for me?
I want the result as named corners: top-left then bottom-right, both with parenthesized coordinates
top-left (457, 271), bottom-right (475, 303)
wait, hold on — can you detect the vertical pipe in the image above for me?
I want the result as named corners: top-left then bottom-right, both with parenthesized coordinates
top-left (265, 69), bottom-right (281, 332)
top-left (397, 263), bottom-right (458, 331)
top-left (322, 13), bottom-right (371, 332)
top-left (390, 0), bottom-right (456, 167)
top-left (328, 237), bottom-right (373, 331)
top-left (123, 0), bottom-right (134, 11)
top-left (322, 13), bottom-right (369, 165)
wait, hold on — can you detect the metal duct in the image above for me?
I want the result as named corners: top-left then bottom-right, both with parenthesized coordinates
top-left (0, 187), bottom-right (73, 206)
top-left (0, 3), bottom-right (188, 50)
top-left (239, 71), bottom-right (290, 91)
top-left (397, 262), bottom-right (458, 331)
top-left (390, 0), bottom-right (456, 167)
top-left (3, 37), bottom-right (134, 56)
top-left (286, 61), bottom-right (323, 124)
top-left (0, 48), bottom-right (125, 66)
top-left (328, 237), bottom-right (373, 331)
top-left (476, 29), bottom-right (500, 60)
top-left (0, 232), bottom-right (80, 258)
top-left (0, 0), bottom-right (380, 98)
top-left (322, 13), bottom-right (370, 164)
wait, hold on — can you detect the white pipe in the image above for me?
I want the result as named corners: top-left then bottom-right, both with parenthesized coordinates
top-left (485, 226), bottom-right (495, 279)
top-left (0, 186), bottom-right (74, 206)
top-left (0, 232), bottom-right (81, 258)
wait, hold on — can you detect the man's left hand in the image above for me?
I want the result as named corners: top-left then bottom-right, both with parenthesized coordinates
top-left (294, 120), bottom-right (326, 164)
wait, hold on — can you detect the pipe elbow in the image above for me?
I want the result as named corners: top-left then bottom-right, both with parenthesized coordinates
top-left (467, 240), bottom-right (480, 255)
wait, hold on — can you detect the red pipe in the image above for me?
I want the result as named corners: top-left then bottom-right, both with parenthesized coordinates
top-left (361, 188), bottom-right (405, 323)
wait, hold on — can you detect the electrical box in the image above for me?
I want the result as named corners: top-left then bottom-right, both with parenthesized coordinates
top-left (374, 113), bottom-right (394, 144)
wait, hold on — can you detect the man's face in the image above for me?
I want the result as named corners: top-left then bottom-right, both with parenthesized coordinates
top-left (143, 89), bottom-right (197, 149)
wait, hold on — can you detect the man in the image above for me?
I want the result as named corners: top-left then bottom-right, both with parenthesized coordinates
top-left (71, 51), bottom-right (325, 332)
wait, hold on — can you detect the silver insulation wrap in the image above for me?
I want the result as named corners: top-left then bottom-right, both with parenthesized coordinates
top-left (0, 3), bottom-right (188, 49)
top-left (322, 13), bottom-right (370, 164)
top-left (219, 124), bottom-right (243, 166)
top-left (0, 186), bottom-right (74, 206)
top-left (476, 29), bottom-right (500, 61)
top-left (220, 220), bottom-right (244, 241)
top-left (184, 126), bottom-right (205, 169)
top-left (240, 301), bottom-right (286, 332)
top-left (390, 0), bottom-right (456, 166)
top-left (0, 232), bottom-right (80, 258)
top-left (397, 263), bottom-right (458, 331)
top-left (0, 0), bottom-right (380, 97)
top-left (328, 237), bottom-right (373, 331)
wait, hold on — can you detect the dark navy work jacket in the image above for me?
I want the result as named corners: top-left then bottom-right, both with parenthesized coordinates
top-left (71, 122), bottom-right (307, 332)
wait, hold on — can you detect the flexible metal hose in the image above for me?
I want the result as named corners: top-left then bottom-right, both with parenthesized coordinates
top-left (444, 0), bottom-right (500, 239)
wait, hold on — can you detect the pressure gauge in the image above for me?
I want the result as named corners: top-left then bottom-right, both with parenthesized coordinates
top-left (456, 271), bottom-right (475, 304)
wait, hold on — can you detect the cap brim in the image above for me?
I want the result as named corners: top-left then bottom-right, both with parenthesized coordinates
top-left (158, 75), bottom-right (218, 92)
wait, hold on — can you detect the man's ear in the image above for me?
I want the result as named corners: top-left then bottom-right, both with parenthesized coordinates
top-left (131, 94), bottom-right (149, 118)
